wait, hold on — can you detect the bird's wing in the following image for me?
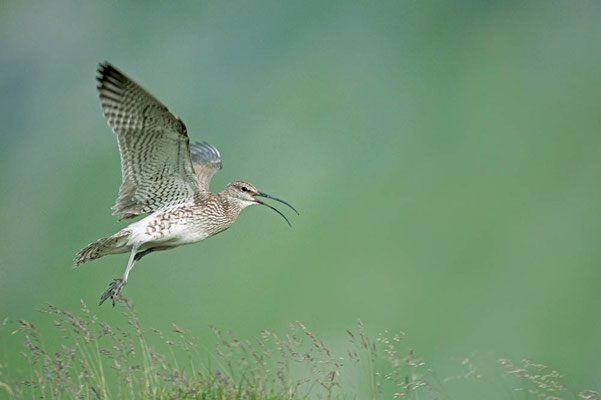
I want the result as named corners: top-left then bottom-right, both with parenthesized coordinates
top-left (97, 62), bottom-right (201, 220)
top-left (189, 141), bottom-right (223, 191)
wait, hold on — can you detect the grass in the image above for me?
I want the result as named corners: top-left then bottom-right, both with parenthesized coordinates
top-left (0, 301), bottom-right (599, 399)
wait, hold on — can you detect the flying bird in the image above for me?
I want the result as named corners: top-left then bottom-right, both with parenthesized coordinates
top-left (75, 62), bottom-right (298, 306)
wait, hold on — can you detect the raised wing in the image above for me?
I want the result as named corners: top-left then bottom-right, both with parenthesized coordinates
top-left (189, 141), bottom-right (222, 191)
top-left (97, 62), bottom-right (201, 220)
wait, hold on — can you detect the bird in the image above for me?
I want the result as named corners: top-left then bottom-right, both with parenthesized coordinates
top-left (74, 62), bottom-right (298, 306)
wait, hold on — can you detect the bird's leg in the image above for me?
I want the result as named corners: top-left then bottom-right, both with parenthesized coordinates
top-left (133, 248), bottom-right (156, 261)
top-left (99, 242), bottom-right (142, 307)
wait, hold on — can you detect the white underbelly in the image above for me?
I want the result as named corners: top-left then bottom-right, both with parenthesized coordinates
top-left (125, 213), bottom-right (209, 248)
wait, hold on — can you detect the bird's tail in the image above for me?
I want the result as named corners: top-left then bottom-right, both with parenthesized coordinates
top-left (74, 230), bottom-right (131, 267)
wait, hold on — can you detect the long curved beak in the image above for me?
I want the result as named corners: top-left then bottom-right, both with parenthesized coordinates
top-left (253, 191), bottom-right (299, 227)
top-left (256, 192), bottom-right (299, 215)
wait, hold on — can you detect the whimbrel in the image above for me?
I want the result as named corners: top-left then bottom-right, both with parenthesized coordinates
top-left (75, 62), bottom-right (298, 306)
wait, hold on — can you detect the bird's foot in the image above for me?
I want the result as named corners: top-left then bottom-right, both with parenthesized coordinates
top-left (99, 278), bottom-right (127, 307)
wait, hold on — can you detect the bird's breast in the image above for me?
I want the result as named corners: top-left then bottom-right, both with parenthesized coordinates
top-left (125, 198), bottom-right (242, 246)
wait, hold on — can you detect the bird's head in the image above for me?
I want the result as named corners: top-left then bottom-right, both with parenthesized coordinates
top-left (221, 180), bottom-right (299, 227)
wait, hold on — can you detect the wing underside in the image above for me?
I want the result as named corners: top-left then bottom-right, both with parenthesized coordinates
top-left (190, 141), bottom-right (222, 191)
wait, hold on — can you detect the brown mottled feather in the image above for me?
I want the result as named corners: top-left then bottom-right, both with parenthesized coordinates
top-left (96, 62), bottom-right (201, 219)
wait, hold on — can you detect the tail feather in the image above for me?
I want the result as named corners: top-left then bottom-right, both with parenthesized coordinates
top-left (74, 230), bottom-right (131, 267)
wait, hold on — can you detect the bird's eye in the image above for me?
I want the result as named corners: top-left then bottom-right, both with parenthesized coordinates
top-left (241, 186), bottom-right (248, 192)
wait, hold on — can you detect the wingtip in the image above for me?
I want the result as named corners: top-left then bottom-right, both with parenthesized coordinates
top-left (190, 141), bottom-right (223, 168)
top-left (96, 62), bottom-right (126, 86)
top-left (97, 61), bottom-right (110, 75)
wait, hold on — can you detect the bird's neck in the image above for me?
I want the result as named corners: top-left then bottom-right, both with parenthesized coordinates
top-left (194, 192), bottom-right (244, 219)
top-left (220, 195), bottom-right (251, 216)
top-left (228, 197), bottom-right (256, 211)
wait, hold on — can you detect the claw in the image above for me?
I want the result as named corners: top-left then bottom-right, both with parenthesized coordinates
top-left (99, 278), bottom-right (127, 307)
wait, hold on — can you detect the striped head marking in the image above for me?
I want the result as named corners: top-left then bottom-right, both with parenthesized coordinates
top-left (221, 180), bottom-right (299, 226)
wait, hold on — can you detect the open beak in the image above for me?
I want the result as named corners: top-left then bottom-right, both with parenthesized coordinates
top-left (253, 191), bottom-right (299, 227)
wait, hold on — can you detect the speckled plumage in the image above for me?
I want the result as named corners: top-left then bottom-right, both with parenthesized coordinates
top-left (74, 63), bottom-right (297, 306)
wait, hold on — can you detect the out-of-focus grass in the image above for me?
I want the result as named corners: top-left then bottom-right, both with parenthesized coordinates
top-left (1, 302), bottom-right (600, 400)
top-left (1, 301), bottom-right (427, 399)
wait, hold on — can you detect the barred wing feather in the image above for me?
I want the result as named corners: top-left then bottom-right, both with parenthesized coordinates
top-left (97, 62), bottom-right (201, 220)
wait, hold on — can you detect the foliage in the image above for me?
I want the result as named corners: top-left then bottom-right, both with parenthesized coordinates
top-left (0, 301), bottom-right (432, 399)
top-left (1, 302), bottom-right (600, 399)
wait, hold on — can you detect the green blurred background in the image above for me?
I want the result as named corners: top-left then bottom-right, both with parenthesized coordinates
top-left (1, 0), bottom-right (601, 397)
